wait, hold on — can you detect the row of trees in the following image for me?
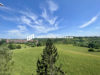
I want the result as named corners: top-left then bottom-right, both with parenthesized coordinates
top-left (35, 37), bottom-right (100, 49)
top-left (25, 41), bottom-right (42, 47)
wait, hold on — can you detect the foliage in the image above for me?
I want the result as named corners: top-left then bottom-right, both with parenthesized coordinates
top-left (36, 39), bottom-right (65, 75)
top-left (8, 44), bottom-right (16, 50)
top-left (37, 42), bottom-right (42, 47)
top-left (26, 42), bottom-right (36, 47)
top-left (88, 43), bottom-right (95, 48)
top-left (16, 45), bottom-right (21, 49)
top-left (35, 37), bottom-right (100, 49)
top-left (88, 48), bottom-right (94, 52)
top-left (0, 39), bottom-right (6, 45)
top-left (8, 44), bottom-right (21, 50)
top-left (0, 47), bottom-right (14, 75)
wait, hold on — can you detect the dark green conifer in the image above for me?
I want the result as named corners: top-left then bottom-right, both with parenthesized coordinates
top-left (36, 39), bottom-right (65, 75)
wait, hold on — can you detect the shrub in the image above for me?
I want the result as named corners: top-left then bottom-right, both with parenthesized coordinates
top-left (97, 49), bottom-right (100, 52)
top-left (88, 48), bottom-right (94, 52)
top-left (26, 42), bottom-right (36, 47)
top-left (0, 39), bottom-right (6, 45)
top-left (37, 42), bottom-right (42, 46)
top-left (0, 47), bottom-right (14, 74)
top-left (8, 44), bottom-right (16, 50)
top-left (16, 45), bottom-right (21, 49)
top-left (88, 43), bottom-right (95, 48)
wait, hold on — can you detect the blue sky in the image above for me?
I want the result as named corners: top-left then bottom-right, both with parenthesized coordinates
top-left (0, 0), bottom-right (100, 39)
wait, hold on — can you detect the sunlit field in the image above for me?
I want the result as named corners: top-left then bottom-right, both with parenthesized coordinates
top-left (12, 44), bottom-right (100, 75)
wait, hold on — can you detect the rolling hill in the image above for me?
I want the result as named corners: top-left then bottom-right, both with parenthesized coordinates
top-left (12, 44), bottom-right (100, 75)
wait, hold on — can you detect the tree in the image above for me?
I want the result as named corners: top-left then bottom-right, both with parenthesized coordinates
top-left (8, 44), bottom-right (16, 50)
top-left (37, 42), bottom-right (42, 47)
top-left (0, 47), bottom-right (14, 75)
top-left (36, 39), bottom-right (65, 75)
top-left (16, 45), bottom-right (21, 49)
top-left (88, 43), bottom-right (95, 48)
top-left (0, 39), bottom-right (6, 45)
top-left (88, 48), bottom-right (94, 52)
top-left (26, 42), bottom-right (36, 47)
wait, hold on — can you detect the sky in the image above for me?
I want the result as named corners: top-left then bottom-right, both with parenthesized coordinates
top-left (0, 0), bottom-right (100, 39)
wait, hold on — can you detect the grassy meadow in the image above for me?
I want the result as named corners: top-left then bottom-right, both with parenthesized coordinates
top-left (12, 44), bottom-right (100, 75)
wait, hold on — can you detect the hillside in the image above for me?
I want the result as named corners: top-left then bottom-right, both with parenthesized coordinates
top-left (12, 45), bottom-right (100, 75)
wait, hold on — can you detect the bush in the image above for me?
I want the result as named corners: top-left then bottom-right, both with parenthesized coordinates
top-left (16, 45), bottom-right (21, 49)
top-left (37, 42), bottom-right (42, 46)
top-left (88, 48), bottom-right (94, 52)
top-left (26, 42), bottom-right (36, 47)
top-left (88, 43), bottom-right (95, 48)
top-left (8, 44), bottom-right (16, 50)
top-left (0, 47), bottom-right (14, 74)
top-left (0, 39), bottom-right (6, 45)
top-left (97, 49), bottom-right (100, 52)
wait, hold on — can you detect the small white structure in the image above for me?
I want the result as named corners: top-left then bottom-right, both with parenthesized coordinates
top-left (27, 34), bottom-right (34, 41)
top-left (65, 36), bottom-right (74, 39)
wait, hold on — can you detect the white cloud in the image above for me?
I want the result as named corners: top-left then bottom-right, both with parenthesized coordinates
top-left (0, 6), bottom-right (16, 13)
top-left (33, 25), bottom-right (58, 33)
top-left (21, 16), bottom-right (31, 25)
top-left (41, 9), bottom-right (49, 21)
top-left (20, 11), bottom-right (44, 26)
top-left (36, 33), bottom-right (63, 38)
top-left (7, 25), bottom-right (29, 39)
top-left (47, 0), bottom-right (58, 12)
top-left (7, 29), bottom-right (25, 39)
top-left (41, 9), bottom-right (58, 25)
top-left (49, 17), bottom-right (58, 25)
top-left (0, 0), bottom-right (61, 36)
top-left (0, 15), bottom-right (19, 21)
top-left (0, 6), bottom-right (12, 11)
top-left (18, 25), bottom-right (27, 31)
top-left (21, 12), bottom-right (58, 33)
top-left (20, 8), bottom-right (60, 33)
top-left (79, 15), bottom-right (99, 28)
top-left (8, 25), bottom-right (27, 33)
top-left (7, 31), bottom-right (30, 39)
top-left (8, 29), bottom-right (19, 33)
top-left (20, 11), bottom-right (38, 21)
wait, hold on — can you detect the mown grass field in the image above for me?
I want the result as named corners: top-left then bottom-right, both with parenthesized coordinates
top-left (12, 44), bottom-right (100, 75)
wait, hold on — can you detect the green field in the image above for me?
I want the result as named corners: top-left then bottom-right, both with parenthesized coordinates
top-left (12, 44), bottom-right (100, 75)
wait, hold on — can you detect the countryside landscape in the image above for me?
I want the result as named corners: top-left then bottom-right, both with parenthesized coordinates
top-left (0, 37), bottom-right (100, 75)
top-left (0, 0), bottom-right (100, 75)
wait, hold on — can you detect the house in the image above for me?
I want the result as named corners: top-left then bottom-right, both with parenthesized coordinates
top-left (6, 39), bottom-right (27, 43)
top-left (6, 39), bottom-right (38, 44)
